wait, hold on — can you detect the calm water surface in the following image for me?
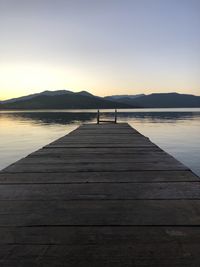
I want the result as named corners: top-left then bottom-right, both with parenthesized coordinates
top-left (0, 108), bottom-right (200, 176)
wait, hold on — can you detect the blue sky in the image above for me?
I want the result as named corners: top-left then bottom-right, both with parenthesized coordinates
top-left (0, 0), bottom-right (199, 99)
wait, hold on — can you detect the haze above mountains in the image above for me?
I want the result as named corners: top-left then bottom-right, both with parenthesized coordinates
top-left (0, 90), bottom-right (200, 109)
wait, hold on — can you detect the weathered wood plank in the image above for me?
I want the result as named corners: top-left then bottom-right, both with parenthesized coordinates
top-left (57, 133), bottom-right (148, 137)
top-left (16, 155), bottom-right (181, 164)
top-left (70, 132), bottom-right (141, 135)
top-left (3, 161), bottom-right (188, 173)
top-left (0, 170), bottom-right (198, 184)
top-left (0, 182), bottom-right (199, 200)
top-left (53, 136), bottom-right (149, 140)
top-left (37, 147), bottom-right (164, 153)
top-left (0, 226), bottom-right (199, 244)
top-left (0, 200), bottom-right (199, 226)
top-left (1, 242), bottom-right (200, 267)
top-left (1, 225), bottom-right (200, 266)
top-left (46, 143), bottom-right (157, 148)
top-left (33, 149), bottom-right (164, 154)
top-left (26, 153), bottom-right (176, 162)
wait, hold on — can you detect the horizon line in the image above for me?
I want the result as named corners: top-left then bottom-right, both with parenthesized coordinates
top-left (1, 89), bottom-right (200, 101)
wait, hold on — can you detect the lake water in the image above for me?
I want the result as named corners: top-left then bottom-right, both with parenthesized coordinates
top-left (0, 108), bottom-right (200, 177)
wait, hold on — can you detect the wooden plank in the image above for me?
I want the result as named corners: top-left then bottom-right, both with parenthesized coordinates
top-left (45, 129), bottom-right (157, 148)
top-left (1, 242), bottom-right (200, 267)
top-left (1, 225), bottom-right (200, 267)
top-left (17, 158), bottom-right (180, 164)
top-left (59, 140), bottom-right (150, 144)
top-left (0, 200), bottom-right (199, 226)
top-left (0, 170), bottom-right (198, 184)
top-left (79, 123), bottom-right (130, 128)
top-left (1, 225), bottom-right (200, 244)
top-left (33, 152), bottom-right (166, 159)
top-left (69, 131), bottom-right (142, 136)
top-left (55, 135), bottom-right (149, 139)
top-left (27, 153), bottom-right (175, 160)
top-left (47, 138), bottom-right (155, 143)
top-left (45, 144), bottom-right (158, 148)
top-left (16, 155), bottom-right (180, 164)
top-left (3, 161), bottom-right (188, 173)
top-left (0, 182), bottom-right (199, 200)
top-left (36, 147), bottom-right (164, 153)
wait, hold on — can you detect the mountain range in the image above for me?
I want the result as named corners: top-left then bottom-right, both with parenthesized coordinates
top-left (0, 90), bottom-right (133, 109)
top-left (0, 90), bottom-right (200, 109)
top-left (106, 93), bottom-right (200, 108)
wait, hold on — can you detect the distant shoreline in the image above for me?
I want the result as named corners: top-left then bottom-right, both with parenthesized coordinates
top-left (1, 107), bottom-right (200, 112)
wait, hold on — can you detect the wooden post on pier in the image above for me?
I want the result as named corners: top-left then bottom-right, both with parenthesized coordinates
top-left (97, 109), bottom-right (117, 124)
top-left (114, 109), bottom-right (117, 123)
top-left (97, 109), bottom-right (100, 124)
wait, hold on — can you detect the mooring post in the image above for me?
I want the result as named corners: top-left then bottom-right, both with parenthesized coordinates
top-left (97, 109), bottom-right (100, 124)
top-left (115, 109), bottom-right (117, 123)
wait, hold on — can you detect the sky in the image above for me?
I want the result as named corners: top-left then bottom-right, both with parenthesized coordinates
top-left (0, 0), bottom-right (200, 100)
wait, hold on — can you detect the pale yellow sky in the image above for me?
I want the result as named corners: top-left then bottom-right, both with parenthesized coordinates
top-left (0, 0), bottom-right (200, 100)
top-left (0, 62), bottom-right (199, 100)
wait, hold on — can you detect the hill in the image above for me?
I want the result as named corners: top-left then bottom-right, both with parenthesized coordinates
top-left (105, 94), bottom-right (145, 101)
top-left (0, 90), bottom-right (73, 104)
top-left (0, 90), bottom-right (134, 109)
top-left (105, 93), bottom-right (200, 108)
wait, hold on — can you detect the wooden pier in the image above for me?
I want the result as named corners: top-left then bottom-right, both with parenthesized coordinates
top-left (0, 123), bottom-right (200, 266)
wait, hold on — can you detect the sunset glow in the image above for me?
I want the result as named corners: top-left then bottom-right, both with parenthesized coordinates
top-left (0, 0), bottom-right (199, 100)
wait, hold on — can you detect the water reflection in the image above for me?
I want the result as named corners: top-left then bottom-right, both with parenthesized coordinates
top-left (102, 111), bottom-right (200, 124)
top-left (1, 110), bottom-right (200, 125)
top-left (0, 109), bottom-right (200, 176)
top-left (0, 112), bottom-right (97, 125)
